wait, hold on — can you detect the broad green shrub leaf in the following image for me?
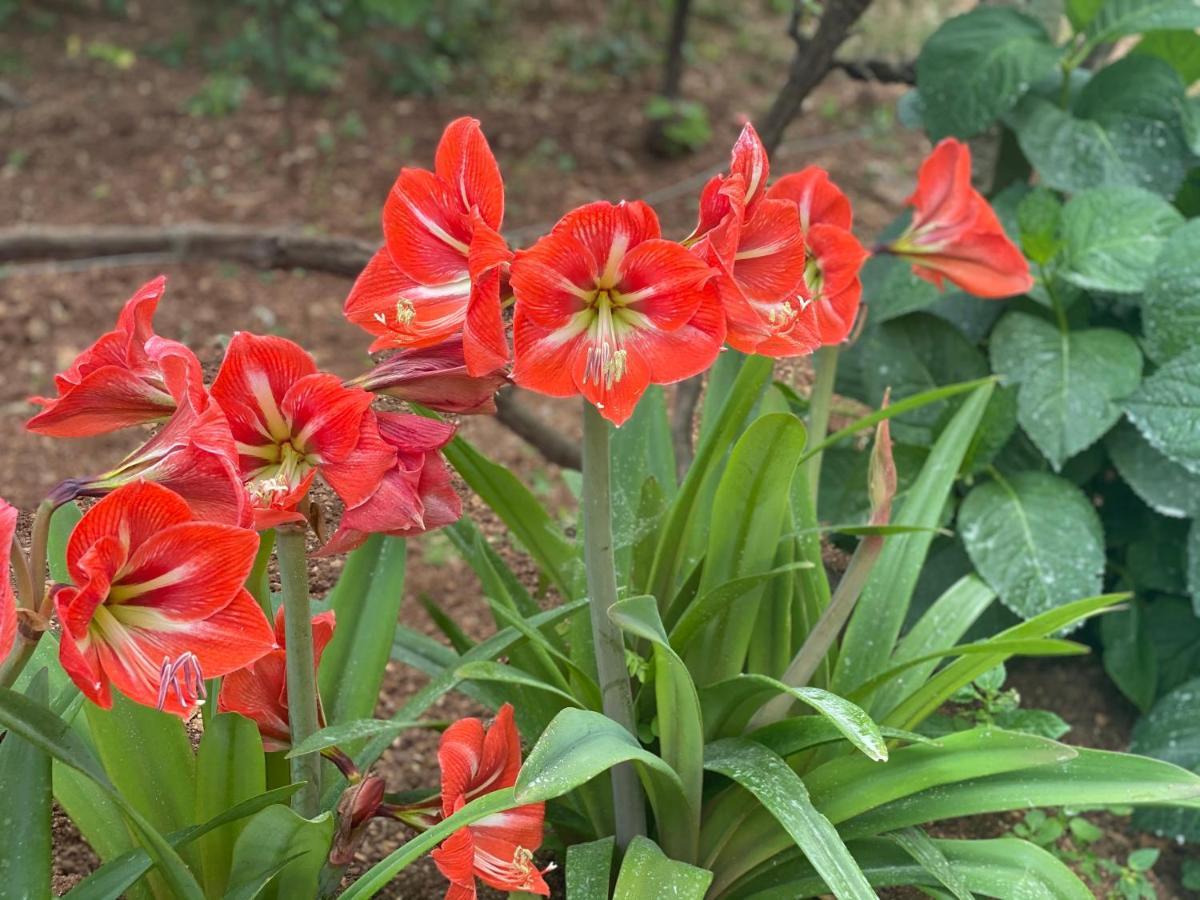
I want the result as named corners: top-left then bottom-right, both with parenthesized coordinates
top-left (915, 7), bottom-right (1061, 140)
top-left (858, 255), bottom-right (942, 324)
top-left (1083, 0), bottom-right (1200, 47)
top-left (566, 837), bottom-right (615, 900)
top-left (1143, 219), bottom-right (1200, 365)
top-left (1017, 187), bottom-right (1063, 265)
top-left (1102, 602), bottom-right (1160, 711)
top-left (1107, 420), bottom-right (1200, 518)
top-left (0, 671), bottom-right (52, 900)
top-left (1010, 56), bottom-right (1192, 198)
top-left (959, 472), bottom-right (1104, 621)
top-left (989, 311), bottom-right (1142, 469)
top-left (1126, 346), bottom-right (1200, 474)
top-left (1191, 521), bottom-right (1200, 614)
top-left (1068, 0), bottom-right (1104, 28)
top-left (857, 315), bottom-right (989, 447)
top-left (962, 385), bottom-right (1018, 476)
top-left (226, 806), bottom-right (333, 900)
top-left (1059, 186), bottom-right (1183, 292)
top-left (1126, 514), bottom-right (1190, 593)
top-left (613, 836), bottom-right (712, 899)
top-left (705, 739), bottom-right (876, 899)
top-left (1136, 29), bottom-right (1200, 83)
top-left (1131, 677), bottom-right (1200, 841)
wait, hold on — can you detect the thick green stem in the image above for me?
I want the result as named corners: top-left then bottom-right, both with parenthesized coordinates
top-left (581, 400), bottom-right (647, 849)
top-left (276, 525), bottom-right (322, 817)
top-left (804, 345), bottom-right (839, 510)
top-left (0, 500), bottom-right (59, 690)
top-left (747, 534), bottom-right (885, 729)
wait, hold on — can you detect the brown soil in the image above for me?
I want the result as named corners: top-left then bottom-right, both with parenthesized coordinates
top-left (7, 2), bottom-right (1190, 898)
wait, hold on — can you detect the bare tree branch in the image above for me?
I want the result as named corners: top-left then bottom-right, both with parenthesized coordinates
top-left (833, 57), bottom-right (915, 85)
top-left (759, 0), bottom-right (877, 155)
top-left (0, 222), bottom-right (581, 471)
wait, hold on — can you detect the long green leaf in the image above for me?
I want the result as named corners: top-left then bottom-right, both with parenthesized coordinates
top-left (0, 688), bottom-right (204, 900)
top-left (65, 786), bottom-right (301, 900)
top-left (454, 660), bottom-right (582, 707)
top-left (445, 437), bottom-right (583, 598)
top-left (647, 354), bottom-right (773, 611)
top-left (840, 746), bottom-right (1200, 839)
top-left (870, 574), bottom-right (995, 717)
top-left (669, 562), bottom-right (813, 653)
top-left (288, 718), bottom-right (432, 758)
top-left (699, 674), bottom-right (886, 761)
top-left (566, 837), bottom-right (615, 900)
top-left (609, 595), bottom-right (704, 862)
top-left (688, 413), bottom-right (806, 684)
top-left (226, 806), bottom-right (333, 900)
top-left (318, 534), bottom-right (408, 727)
top-left (834, 384), bottom-right (993, 696)
top-left (614, 835), bottom-right (712, 900)
top-left (748, 719), bottom-right (932, 760)
top-left (0, 670), bottom-right (52, 900)
top-left (887, 827), bottom-right (975, 900)
top-left (885, 593), bottom-right (1126, 729)
top-left (733, 837), bottom-right (1091, 899)
top-left (704, 739), bottom-right (875, 899)
top-left (195, 713), bottom-right (265, 896)
top-left (46, 501), bottom-right (83, 583)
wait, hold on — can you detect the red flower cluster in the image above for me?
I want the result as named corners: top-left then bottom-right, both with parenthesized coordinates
top-left (432, 704), bottom-right (551, 899)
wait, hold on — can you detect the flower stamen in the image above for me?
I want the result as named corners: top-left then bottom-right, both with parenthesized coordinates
top-left (156, 651), bottom-right (206, 712)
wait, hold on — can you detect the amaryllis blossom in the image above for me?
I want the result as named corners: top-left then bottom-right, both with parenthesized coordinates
top-left (317, 413), bottom-right (460, 556)
top-left (685, 123), bottom-right (809, 354)
top-left (210, 332), bottom-right (395, 529)
top-left (511, 200), bottom-right (723, 426)
top-left (759, 166), bottom-right (870, 354)
top-left (344, 117), bottom-right (512, 376)
top-left (217, 605), bottom-right (335, 750)
top-left (55, 482), bottom-right (274, 717)
top-left (0, 499), bottom-right (17, 663)
top-left (51, 347), bottom-right (250, 527)
top-left (354, 337), bottom-right (508, 415)
top-left (887, 138), bottom-right (1032, 298)
top-left (27, 277), bottom-right (200, 437)
top-left (432, 704), bottom-right (550, 899)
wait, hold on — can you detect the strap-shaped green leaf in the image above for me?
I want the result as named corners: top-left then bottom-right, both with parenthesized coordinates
top-left (0, 670), bottom-right (52, 900)
top-left (226, 806), bottom-right (333, 900)
top-left (0, 687), bottom-right (204, 900)
top-left (887, 827), bottom-right (974, 900)
top-left (566, 836), bottom-right (616, 900)
top-left (613, 836), bottom-right (712, 900)
top-left (195, 713), bottom-right (265, 896)
top-left (748, 718), bottom-right (932, 760)
top-left (704, 739), bottom-right (875, 899)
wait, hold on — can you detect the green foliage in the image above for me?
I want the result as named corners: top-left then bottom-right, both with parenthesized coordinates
top-left (644, 97), bottom-right (713, 155)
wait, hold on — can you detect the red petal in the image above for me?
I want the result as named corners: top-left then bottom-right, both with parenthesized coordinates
top-left (687, 173), bottom-right (745, 245)
top-left (510, 308), bottom-right (589, 399)
top-left (464, 268), bottom-right (510, 376)
top-left (383, 168), bottom-right (472, 285)
top-left (432, 822), bottom-right (478, 896)
top-left (808, 223), bottom-right (868, 300)
top-left (137, 442), bottom-right (250, 528)
top-left (282, 374), bottom-right (375, 464)
top-left (476, 704), bottom-right (521, 793)
top-left (25, 366), bottom-right (175, 437)
top-left (768, 167), bottom-right (854, 231)
top-left (343, 249), bottom-right (469, 352)
top-left (907, 138), bottom-right (975, 231)
top-left (56, 608), bottom-right (110, 709)
top-left (440, 718), bottom-right (487, 816)
top-left (622, 284), bottom-right (726, 384)
top-left (113, 522), bottom-right (259, 620)
top-left (572, 336), bottom-right (651, 428)
top-left (362, 339), bottom-right (506, 415)
top-left (436, 118), bottom-right (505, 231)
top-left (217, 649), bottom-right (291, 749)
top-left (904, 234), bottom-right (1033, 298)
top-left (114, 276), bottom-right (166, 344)
top-left (145, 337), bottom-right (206, 409)
top-left (211, 333), bottom-right (318, 446)
top-left (319, 410), bottom-right (397, 509)
top-left (66, 482), bottom-right (192, 584)
top-left (729, 122), bottom-right (769, 207)
top-left (0, 500), bottom-right (15, 661)
top-left (554, 200), bottom-right (660, 278)
top-left (731, 198), bottom-right (807, 303)
top-left (617, 239), bottom-right (715, 331)
top-left (509, 232), bottom-right (594, 330)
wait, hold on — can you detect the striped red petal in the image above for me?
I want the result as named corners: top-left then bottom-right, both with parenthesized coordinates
top-left (435, 117), bottom-right (505, 231)
top-left (0, 500), bottom-right (15, 662)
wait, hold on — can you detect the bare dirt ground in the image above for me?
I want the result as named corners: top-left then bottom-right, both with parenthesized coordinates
top-left (4, 1), bottom-right (1188, 896)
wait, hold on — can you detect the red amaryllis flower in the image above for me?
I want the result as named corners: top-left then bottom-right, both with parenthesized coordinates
top-left (53, 347), bottom-right (250, 527)
top-left (511, 200), bottom-right (723, 426)
top-left (344, 117), bottom-right (512, 376)
top-left (0, 499), bottom-right (17, 663)
top-left (432, 704), bottom-right (550, 899)
top-left (27, 277), bottom-right (197, 437)
top-left (760, 166), bottom-right (870, 354)
top-left (887, 138), bottom-right (1032, 298)
top-left (217, 605), bottom-right (335, 750)
top-left (317, 413), bottom-right (461, 556)
top-left (55, 482), bottom-right (274, 717)
top-left (354, 337), bottom-right (508, 415)
top-left (686, 123), bottom-right (809, 354)
top-left (210, 333), bottom-right (395, 529)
